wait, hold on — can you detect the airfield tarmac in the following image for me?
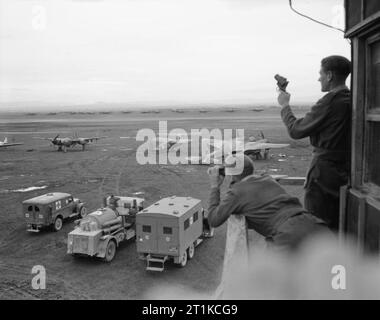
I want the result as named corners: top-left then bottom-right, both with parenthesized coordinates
top-left (0, 107), bottom-right (312, 299)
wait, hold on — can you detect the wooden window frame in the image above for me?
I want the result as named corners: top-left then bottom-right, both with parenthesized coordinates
top-left (362, 32), bottom-right (380, 199)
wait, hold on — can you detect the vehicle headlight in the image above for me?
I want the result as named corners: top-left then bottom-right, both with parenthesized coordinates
top-left (169, 246), bottom-right (177, 252)
top-left (25, 213), bottom-right (29, 218)
top-left (38, 214), bottom-right (43, 219)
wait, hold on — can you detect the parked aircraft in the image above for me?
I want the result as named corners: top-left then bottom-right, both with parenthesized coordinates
top-left (0, 137), bottom-right (23, 148)
top-left (35, 134), bottom-right (107, 152)
top-left (184, 132), bottom-right (289, 164)
top-left (146, 130), bottom-right (288, 164)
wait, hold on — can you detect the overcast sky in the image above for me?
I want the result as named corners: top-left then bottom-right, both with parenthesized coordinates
top-left (0, 0), bottom-right (349, 110)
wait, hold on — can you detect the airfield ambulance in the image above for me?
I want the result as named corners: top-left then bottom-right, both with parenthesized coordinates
top-left (136, 196), bottom-right (214, 271)
top-left (23, 192), bottom-right (86, 232)
top-left (67, 196), bottom-right (144, 262)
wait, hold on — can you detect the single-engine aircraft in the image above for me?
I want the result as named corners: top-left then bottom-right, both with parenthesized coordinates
top-left (35, 134), bottom-right (107, 152)
top-left (0, 137), bottom-right (23, 148)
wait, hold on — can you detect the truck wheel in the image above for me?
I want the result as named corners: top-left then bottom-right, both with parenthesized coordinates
top-left (188, 243), bottom-right (195, 259)
top-left (53, 217), bottom-right (63, 232)
top-left (79, 207), bottom-right (87, 218)
top-left (104, 240), bottom-right (116, 262)
top-left (179, 250), bottom-right (188, 267)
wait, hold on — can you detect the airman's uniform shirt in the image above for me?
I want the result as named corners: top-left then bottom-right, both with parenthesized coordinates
top-left (280, 86), bottom-right (351, 196)
top-left (207, 174), bottom-right (305, 237)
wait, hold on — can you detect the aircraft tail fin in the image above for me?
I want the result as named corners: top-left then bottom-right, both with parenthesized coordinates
top-left (4, 137), bottom-right (7, 143)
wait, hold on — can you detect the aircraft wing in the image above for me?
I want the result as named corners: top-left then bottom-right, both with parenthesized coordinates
top-left (0, 142), bottom-right (23, 147)
top-left (252, 138), bottom-right (267, 144)
top-left (93, 136), bottom-right (107, 140)
top-left (85, 136), bottom-right (107, 142)
top-left (70, 136), bottom-right (106, 143)
top-left (33, 137), bottom-right (54, 141)
top-left (244, 142), bottom-right (289, 151)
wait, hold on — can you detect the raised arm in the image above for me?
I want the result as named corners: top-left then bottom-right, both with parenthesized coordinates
top-left (278, 91), bottom-right (331, 140)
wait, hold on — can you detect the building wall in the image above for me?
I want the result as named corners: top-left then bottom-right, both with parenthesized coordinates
top-left (342, 1), bottom-right (380, 254)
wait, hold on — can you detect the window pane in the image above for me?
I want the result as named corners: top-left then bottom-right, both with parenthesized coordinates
top-left (366, 122), bottom-right (380, 186)
top-left (142, 225), bottom-right (151, 233)
top-left (193, 211), bottom-right (198, 222)
top-left (346, 0), bottom-right (362, 30)
top-left (184, 219), bottom-right (189, 230)
top-left (369, 40), bottom-right (380, 110)
top-left (163, 227), bottom-right (172, 234)
top-left (364, 0), bottom-right (380, 19)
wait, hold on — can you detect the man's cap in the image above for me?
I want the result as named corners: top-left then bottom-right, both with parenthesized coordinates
top-left (224, 153), bottom-right (254, 176)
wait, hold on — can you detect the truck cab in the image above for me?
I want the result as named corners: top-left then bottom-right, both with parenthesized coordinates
top-left (23, 192), bottom-right (86, 232)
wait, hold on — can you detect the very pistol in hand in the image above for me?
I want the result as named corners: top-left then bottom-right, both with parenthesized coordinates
top-left (274, 74), bottom-right (289, 92)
